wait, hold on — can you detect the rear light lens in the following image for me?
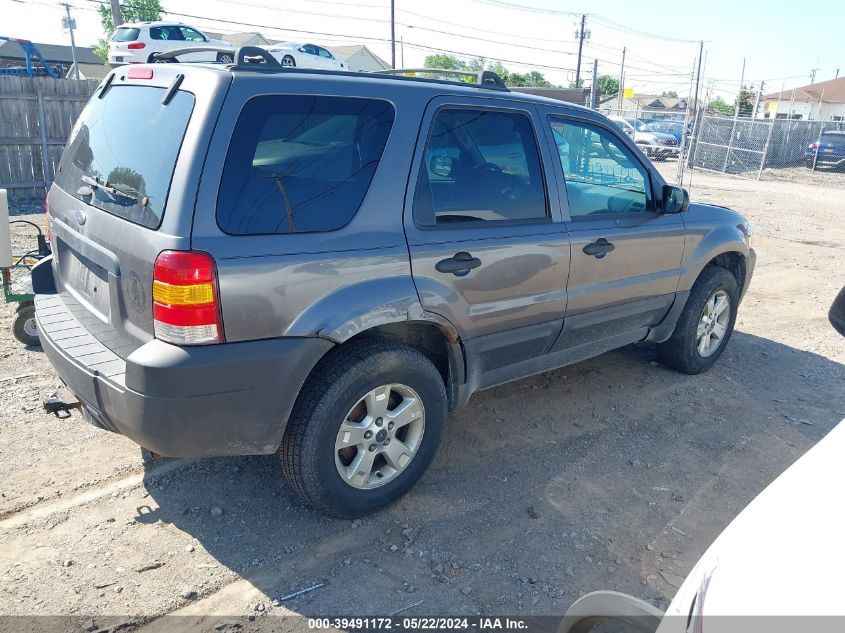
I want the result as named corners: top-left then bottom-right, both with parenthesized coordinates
top-left (127, 42), bottom-right (146, 50)
top-left (809, 143), bottom-right (819, 150)
top-left (127, 67), bottom-right (153, 79)
top-left (152, 250), bottom-right (223, 345)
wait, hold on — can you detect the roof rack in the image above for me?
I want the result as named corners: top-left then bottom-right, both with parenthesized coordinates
top-left (373, 68), bottom-right (509, 91)
top-left (151, 45), bottom-right (280, 71)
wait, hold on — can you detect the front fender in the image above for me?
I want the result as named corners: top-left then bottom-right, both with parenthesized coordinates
top-left (283, 275), bottom-right (459, 343)
top-left (680, 214), bottom-right (750, 291)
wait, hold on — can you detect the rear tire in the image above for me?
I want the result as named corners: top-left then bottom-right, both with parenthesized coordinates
top-left (280, 340), bottom-right (446, 518)
top-left (657, 266), bottom-right (738, 375)
top-left (216, 52), bottom-right (234, 64)
top-left (13, 304), bottom-right (39, 347)
top-left (281, 55), bottom-right (296, 68)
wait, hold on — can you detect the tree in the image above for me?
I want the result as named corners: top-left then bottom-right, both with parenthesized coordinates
top-left (596, 75), bottom-right (620, 96)
top-left (94, 0), bottom-right (163, 63)
top-left (661, 90), bottom-right (679, 98)
top-left (708, 97), bottom-right (734, 116)
top-left (423, 55), bottom-right (553, 88)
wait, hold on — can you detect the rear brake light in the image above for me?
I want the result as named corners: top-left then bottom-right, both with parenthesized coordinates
top-left (127, 42), bottom-right (146, 50)
top-left (127, 67), bottom-right (153, 79)
top-left (809, 143), bottom-right (819, 150)
top-left (153, 251), bottom-right (223, 345)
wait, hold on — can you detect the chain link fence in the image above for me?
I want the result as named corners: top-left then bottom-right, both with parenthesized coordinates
top-left (687, 114), bottom-right (845, 181)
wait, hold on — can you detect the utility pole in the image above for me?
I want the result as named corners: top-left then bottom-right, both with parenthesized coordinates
top-left (617, 46), bottom-right (626, 110)
top-left (589, 58), bottom-right (598, 109)
top-left (574, 14), bottom-right (587, 88)
top-left (809, 67), bottom-right (818, 84)
top-left (60, 3), bottom-right (79, 80)
top-left (691, 40), bottom-right (703, 119)
top-left (110, 0), bottom-right (122, 27)
top-left (734, 57), bottom-right (746, 118)
top-left (390, 0), bottom-right (396, 69)
top-left (752, 80), bottom-right (765, 119)
top-left (400, 35), bottom-right (404, 68)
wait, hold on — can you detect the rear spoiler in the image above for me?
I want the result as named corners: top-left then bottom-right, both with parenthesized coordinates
top-left (151, 45), bottom-right (280, 70)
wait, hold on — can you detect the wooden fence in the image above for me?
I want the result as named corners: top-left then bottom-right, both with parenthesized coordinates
top-left (0, 76), bottom-right (99, 200)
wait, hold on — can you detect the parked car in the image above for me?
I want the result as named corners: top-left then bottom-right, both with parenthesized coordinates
top-left (264, 42), bottom-right (346, 70)
top-left (647, 120), bottom-right (690, 145)
top-left (609, 116), bottom-right (681, 160)
top-left (33, 57), bottom-right (754, 517)
top-left (804, 131), bottom-right (845, 169)
top-left (108, 22), bottom-right (234, 65)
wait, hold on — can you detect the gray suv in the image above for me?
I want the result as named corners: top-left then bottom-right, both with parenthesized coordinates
top-left (33, 51), bottom-right (755, 517)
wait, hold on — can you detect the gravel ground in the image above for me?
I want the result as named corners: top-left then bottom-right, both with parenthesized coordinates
top-left (1, 169), bottom-right (843, 630)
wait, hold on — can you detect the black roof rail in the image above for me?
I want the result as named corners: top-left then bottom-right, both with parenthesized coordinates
top-left (372, 68), bottom-right (509, 91)
top-left (150, 45), bottom-right (281, 70)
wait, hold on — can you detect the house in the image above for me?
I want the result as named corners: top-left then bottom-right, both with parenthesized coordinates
top-left (511, 87), bottom-right (590, 106)
top-left (758, 76), bottom-right (845, 121)
top-left (67, 61), bottom-right (110, 81)
top-left (202, 31), bottom-right (271, 48)
top-left (0, 40), bottom-right (101, 78)
top-left (615, 94), bottom-right (699, 119)
top-left (327, 45), bottom-right (391, 72)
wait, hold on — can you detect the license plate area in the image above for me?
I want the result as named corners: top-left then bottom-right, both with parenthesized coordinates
top-left (58, 245), bottom-right (112, 322)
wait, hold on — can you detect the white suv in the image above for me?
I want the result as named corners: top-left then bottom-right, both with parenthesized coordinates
top-left (108, 22), bottom-right (234, 66)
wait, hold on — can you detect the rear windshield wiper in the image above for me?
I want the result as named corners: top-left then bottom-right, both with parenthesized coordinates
top-left (80, 174), bottom-right (147, 206)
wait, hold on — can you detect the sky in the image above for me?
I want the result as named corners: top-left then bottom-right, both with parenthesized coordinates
top-left (2, 0), bottom-right (843, 101)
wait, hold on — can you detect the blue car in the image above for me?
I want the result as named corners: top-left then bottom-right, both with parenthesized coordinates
top-left (805, 131), bottom-right (845, 169)
top-left (647, 120), bottom-right (691, 146)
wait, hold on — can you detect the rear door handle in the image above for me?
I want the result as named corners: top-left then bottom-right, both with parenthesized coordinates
top-left (435, 251), bottom-right (482, 276)
top-left (583, 238), bottom-right (615, 258)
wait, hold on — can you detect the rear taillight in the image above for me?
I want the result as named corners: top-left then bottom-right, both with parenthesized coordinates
top-left (127, 42), bottom-right (146, 50)
top-left (152, 250), bottom-right (224, 345)
top-left (809, 143), bottom-right (819, 150)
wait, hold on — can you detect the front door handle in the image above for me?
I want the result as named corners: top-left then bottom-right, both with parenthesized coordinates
top-left (583, 238), bottom-right (615, 258)
top-left (435, 251), bottom-right (482, 276)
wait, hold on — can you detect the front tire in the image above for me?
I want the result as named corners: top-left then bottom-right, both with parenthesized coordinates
top-left (657, 267), bottom-right (738, 375)
top-left (217, 52), bottom-right (234, 64)
top-left (280, 340), bottom-right (446, 517)
top-left (281, 55), bottom-right (296, 68)
top-left (13, 304), bottom-right (39, 346)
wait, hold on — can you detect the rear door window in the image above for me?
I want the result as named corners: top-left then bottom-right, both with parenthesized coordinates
top-left (412, 108), bottom-right (548, 225)
top-left (54, 85), bottom-right (195, 229)
top-left (217, 95), bottom-right (395, 235)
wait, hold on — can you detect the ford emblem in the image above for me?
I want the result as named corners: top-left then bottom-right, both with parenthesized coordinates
top-left (75, 210), bottom-right (87, 225)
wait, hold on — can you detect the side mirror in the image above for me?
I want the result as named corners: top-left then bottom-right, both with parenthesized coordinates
top-left (830, 287), bottom-right (845, 337)
top-left (662, 185), bottom-right (689, 214)
top-left (430, 155), bottom-right (455, 178)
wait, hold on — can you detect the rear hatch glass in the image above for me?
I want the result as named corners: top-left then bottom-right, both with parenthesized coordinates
top-left (55, 85), bottom-right (194, 230)
top-left (820, 133), bottom-right (845, 146)
top-left (111, 27), bottom-right (140, 42)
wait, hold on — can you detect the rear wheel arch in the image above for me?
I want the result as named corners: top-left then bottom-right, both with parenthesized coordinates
top-left (344, 321), bottom-right (465, 411)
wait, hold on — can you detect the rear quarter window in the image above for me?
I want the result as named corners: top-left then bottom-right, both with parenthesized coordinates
top-left (217, 95), bottom-right (395, 235)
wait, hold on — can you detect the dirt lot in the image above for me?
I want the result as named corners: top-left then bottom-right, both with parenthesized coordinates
top-left (1, 168), bottom-right (844, 630)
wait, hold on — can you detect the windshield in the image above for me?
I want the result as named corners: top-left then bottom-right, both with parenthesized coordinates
top-left (627, 119), bottom-right (653, 132)
top-left (54, 85), bottom-right (194, 230)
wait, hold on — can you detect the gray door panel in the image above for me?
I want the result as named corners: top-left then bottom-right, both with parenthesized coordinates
top-left (404, 96), bottom-right (571, 366)
top-left (536, 109), bottom-right (685, 352)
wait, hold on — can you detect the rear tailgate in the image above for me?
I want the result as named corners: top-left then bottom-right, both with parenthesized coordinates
top-left (46, 64), bottom-right (231, 360)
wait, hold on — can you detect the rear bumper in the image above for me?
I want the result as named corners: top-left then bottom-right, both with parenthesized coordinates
top-left (33, 258), bottom-right (333, 458)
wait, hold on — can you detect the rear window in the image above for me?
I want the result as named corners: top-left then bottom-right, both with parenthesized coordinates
top-left (55, 85), bottom-right (194, 229)
top-left (217, 95), bottom-right (395, 235)
top-left (111, 28), bottom-right (140, 42)
top-left (821, 133), bottom-right (845, 144)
